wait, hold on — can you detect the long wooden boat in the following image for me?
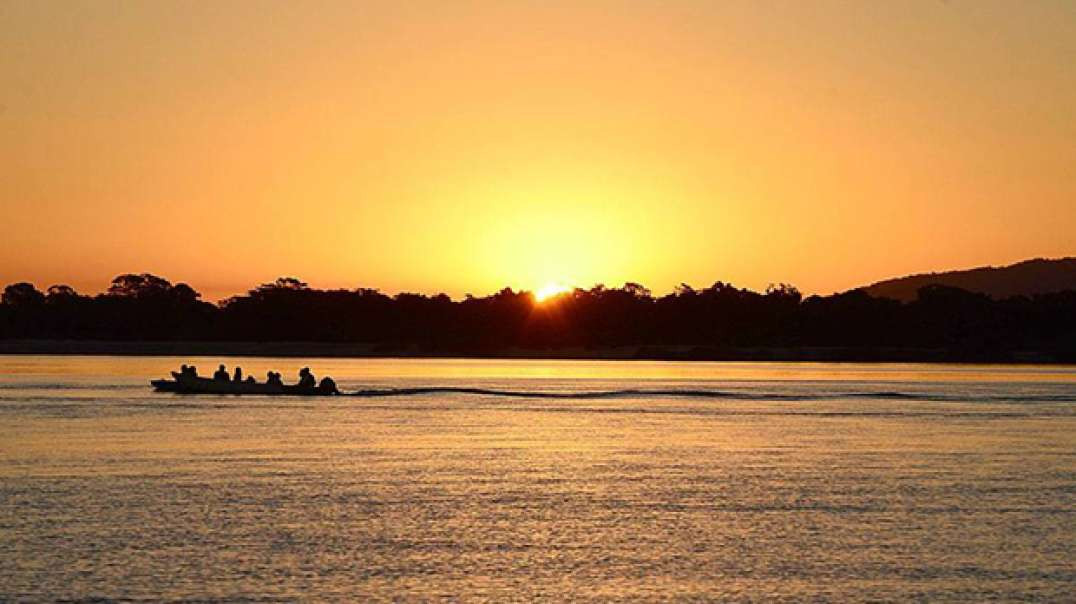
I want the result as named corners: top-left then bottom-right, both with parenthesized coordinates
top-left (151, 374), bottom-right (336, 396)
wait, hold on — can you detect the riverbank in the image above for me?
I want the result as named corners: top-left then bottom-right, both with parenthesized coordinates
top-left (0, 339), bottom-right (1066, 363)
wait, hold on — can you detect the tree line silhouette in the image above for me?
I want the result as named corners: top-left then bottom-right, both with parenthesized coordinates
top-left (2, 273), bottom-right (1075, 361)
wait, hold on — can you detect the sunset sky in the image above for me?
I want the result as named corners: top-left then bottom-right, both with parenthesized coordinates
top-left (2, 1), bottom-right (1074, 301)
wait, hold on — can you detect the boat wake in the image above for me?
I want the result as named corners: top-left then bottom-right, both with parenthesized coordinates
top-left (345, 386), bottom-right (1076, 403)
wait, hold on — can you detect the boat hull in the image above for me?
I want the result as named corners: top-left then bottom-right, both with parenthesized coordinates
top-left (151, 376), bottom-right (334, 396)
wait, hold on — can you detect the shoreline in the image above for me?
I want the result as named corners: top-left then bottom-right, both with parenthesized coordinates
top-left (0, 339), bottom-right (1067, 364)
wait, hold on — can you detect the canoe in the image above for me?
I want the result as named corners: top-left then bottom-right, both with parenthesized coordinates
top-left (151, 375), bottom-right (336, 396)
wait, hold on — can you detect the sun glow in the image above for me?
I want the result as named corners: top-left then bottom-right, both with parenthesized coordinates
top-left (534, 282), bottom-right (571, 302)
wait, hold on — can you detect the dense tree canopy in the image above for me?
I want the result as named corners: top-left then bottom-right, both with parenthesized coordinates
top-left (1, 274), bottom-right (1074, 361)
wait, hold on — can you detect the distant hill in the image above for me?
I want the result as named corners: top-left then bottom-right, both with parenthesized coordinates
top-left (864, 258), bottom-right (1076, 302)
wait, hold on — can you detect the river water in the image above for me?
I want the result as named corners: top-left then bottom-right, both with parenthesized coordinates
top-left (1, 356), bottom-right (1074, 601)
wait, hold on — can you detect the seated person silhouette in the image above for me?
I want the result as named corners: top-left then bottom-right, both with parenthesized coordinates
top-left (174, 364), bottom-right (198, 380)
top-left (233, 366), bottom-right (243, 382)
top-left (318, 376), bottom-right (338, 395)
top-left (213, 364), bottom-right (229, 381)
top-left (266, 371), bottom-right (283, 387)
top-left (298, 367), bottom-right (316, 389)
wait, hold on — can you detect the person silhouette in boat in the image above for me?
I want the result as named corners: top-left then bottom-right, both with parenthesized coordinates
top-left (266, 371), bottom-right (283, 387)
top-left (318, 376), bottom-right (338, 395)
top-left (213, 364), bottom-right (229, 381)
top-left (233, 366), bottom-right (243, 382)
top-left (298, 367), bottom-right (316, 390)
top-left (173, 364), bottom-right (198, 380)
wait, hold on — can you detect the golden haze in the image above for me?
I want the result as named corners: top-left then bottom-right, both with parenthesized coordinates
top-left (1, 1), bottom-right (1074, 301)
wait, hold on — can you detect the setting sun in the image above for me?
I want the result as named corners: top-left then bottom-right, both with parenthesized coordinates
top-left (534, 282), bottom-right (571, 302)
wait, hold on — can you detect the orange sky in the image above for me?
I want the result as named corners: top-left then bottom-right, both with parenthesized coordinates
top-left (2, 1), bottom-right (1074, 301)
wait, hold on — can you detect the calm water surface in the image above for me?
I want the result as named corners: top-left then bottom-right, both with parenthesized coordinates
top-left (1, 356), bottom-right (1074, 601)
